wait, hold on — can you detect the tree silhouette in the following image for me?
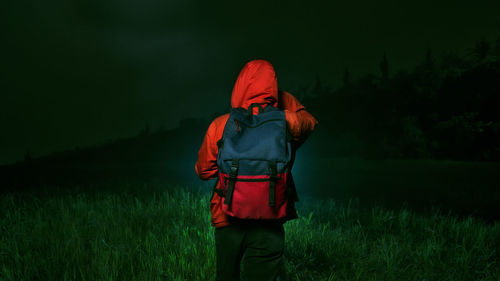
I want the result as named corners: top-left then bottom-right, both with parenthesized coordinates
top-left (343, 67), bottom-right (351, 86)
top-left (139, 123), bottom-right (150, 137)
top-left (494, 36), bottom-right (500, 57)
top-left (312, 74), bottom-right (323, 97)
top-left (424, 48), bottom-right (434, 71)
top-left (379, 52), bottom-right (389, 79)
top-left (24, 149), bottom-right (32, 162)
top-left (473, 39), bottom-right (491, 62)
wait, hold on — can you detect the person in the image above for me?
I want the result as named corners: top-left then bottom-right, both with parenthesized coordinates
top-left (195, 59), bottom-right (318, 281)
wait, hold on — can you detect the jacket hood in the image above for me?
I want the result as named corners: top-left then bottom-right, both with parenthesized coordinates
top-left (231, 59), bottom-right (278, 109)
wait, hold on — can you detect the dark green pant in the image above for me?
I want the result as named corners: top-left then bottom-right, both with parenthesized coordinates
top-left (214, 221), bottom-right (285, 281)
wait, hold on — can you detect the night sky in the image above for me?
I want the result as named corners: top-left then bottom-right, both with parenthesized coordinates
top-left (3, 0), bottom-right (499, 165)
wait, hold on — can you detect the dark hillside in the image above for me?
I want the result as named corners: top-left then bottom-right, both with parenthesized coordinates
top-left (0, 118), bottom-right (208, 192)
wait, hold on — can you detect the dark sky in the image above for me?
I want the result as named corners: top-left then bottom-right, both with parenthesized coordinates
top-left (2, 0), bottom-right (499, 164)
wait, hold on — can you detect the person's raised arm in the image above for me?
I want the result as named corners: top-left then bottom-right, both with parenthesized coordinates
top-left (279, 90), bottom-right (319, 148)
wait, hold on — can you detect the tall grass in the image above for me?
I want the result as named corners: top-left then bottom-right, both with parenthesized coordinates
top-left (1, 185), bottom-right (499, 280)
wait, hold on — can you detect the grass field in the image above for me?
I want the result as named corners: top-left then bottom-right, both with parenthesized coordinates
top-left (1, 184), bottom-right (499, 281)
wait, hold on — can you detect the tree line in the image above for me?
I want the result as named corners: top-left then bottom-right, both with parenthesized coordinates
top-left (301, 37), bottom-right (500, 161)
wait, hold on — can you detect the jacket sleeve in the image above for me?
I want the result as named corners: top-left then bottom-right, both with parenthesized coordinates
top-left (279, 91), bottom-right (319, 147)
top-left (195, 121), bottom-right (219, 180)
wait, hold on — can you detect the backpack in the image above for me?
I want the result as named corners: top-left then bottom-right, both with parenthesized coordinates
top-left (214, 103), bottom-right (298, 220)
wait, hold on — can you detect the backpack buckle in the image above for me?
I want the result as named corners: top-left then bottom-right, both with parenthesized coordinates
top-left (224, 160), bottom-right (239, 206)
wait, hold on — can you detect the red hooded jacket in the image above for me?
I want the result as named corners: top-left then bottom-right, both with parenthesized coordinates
top-left (195, 59), bottom-right (318, 228)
